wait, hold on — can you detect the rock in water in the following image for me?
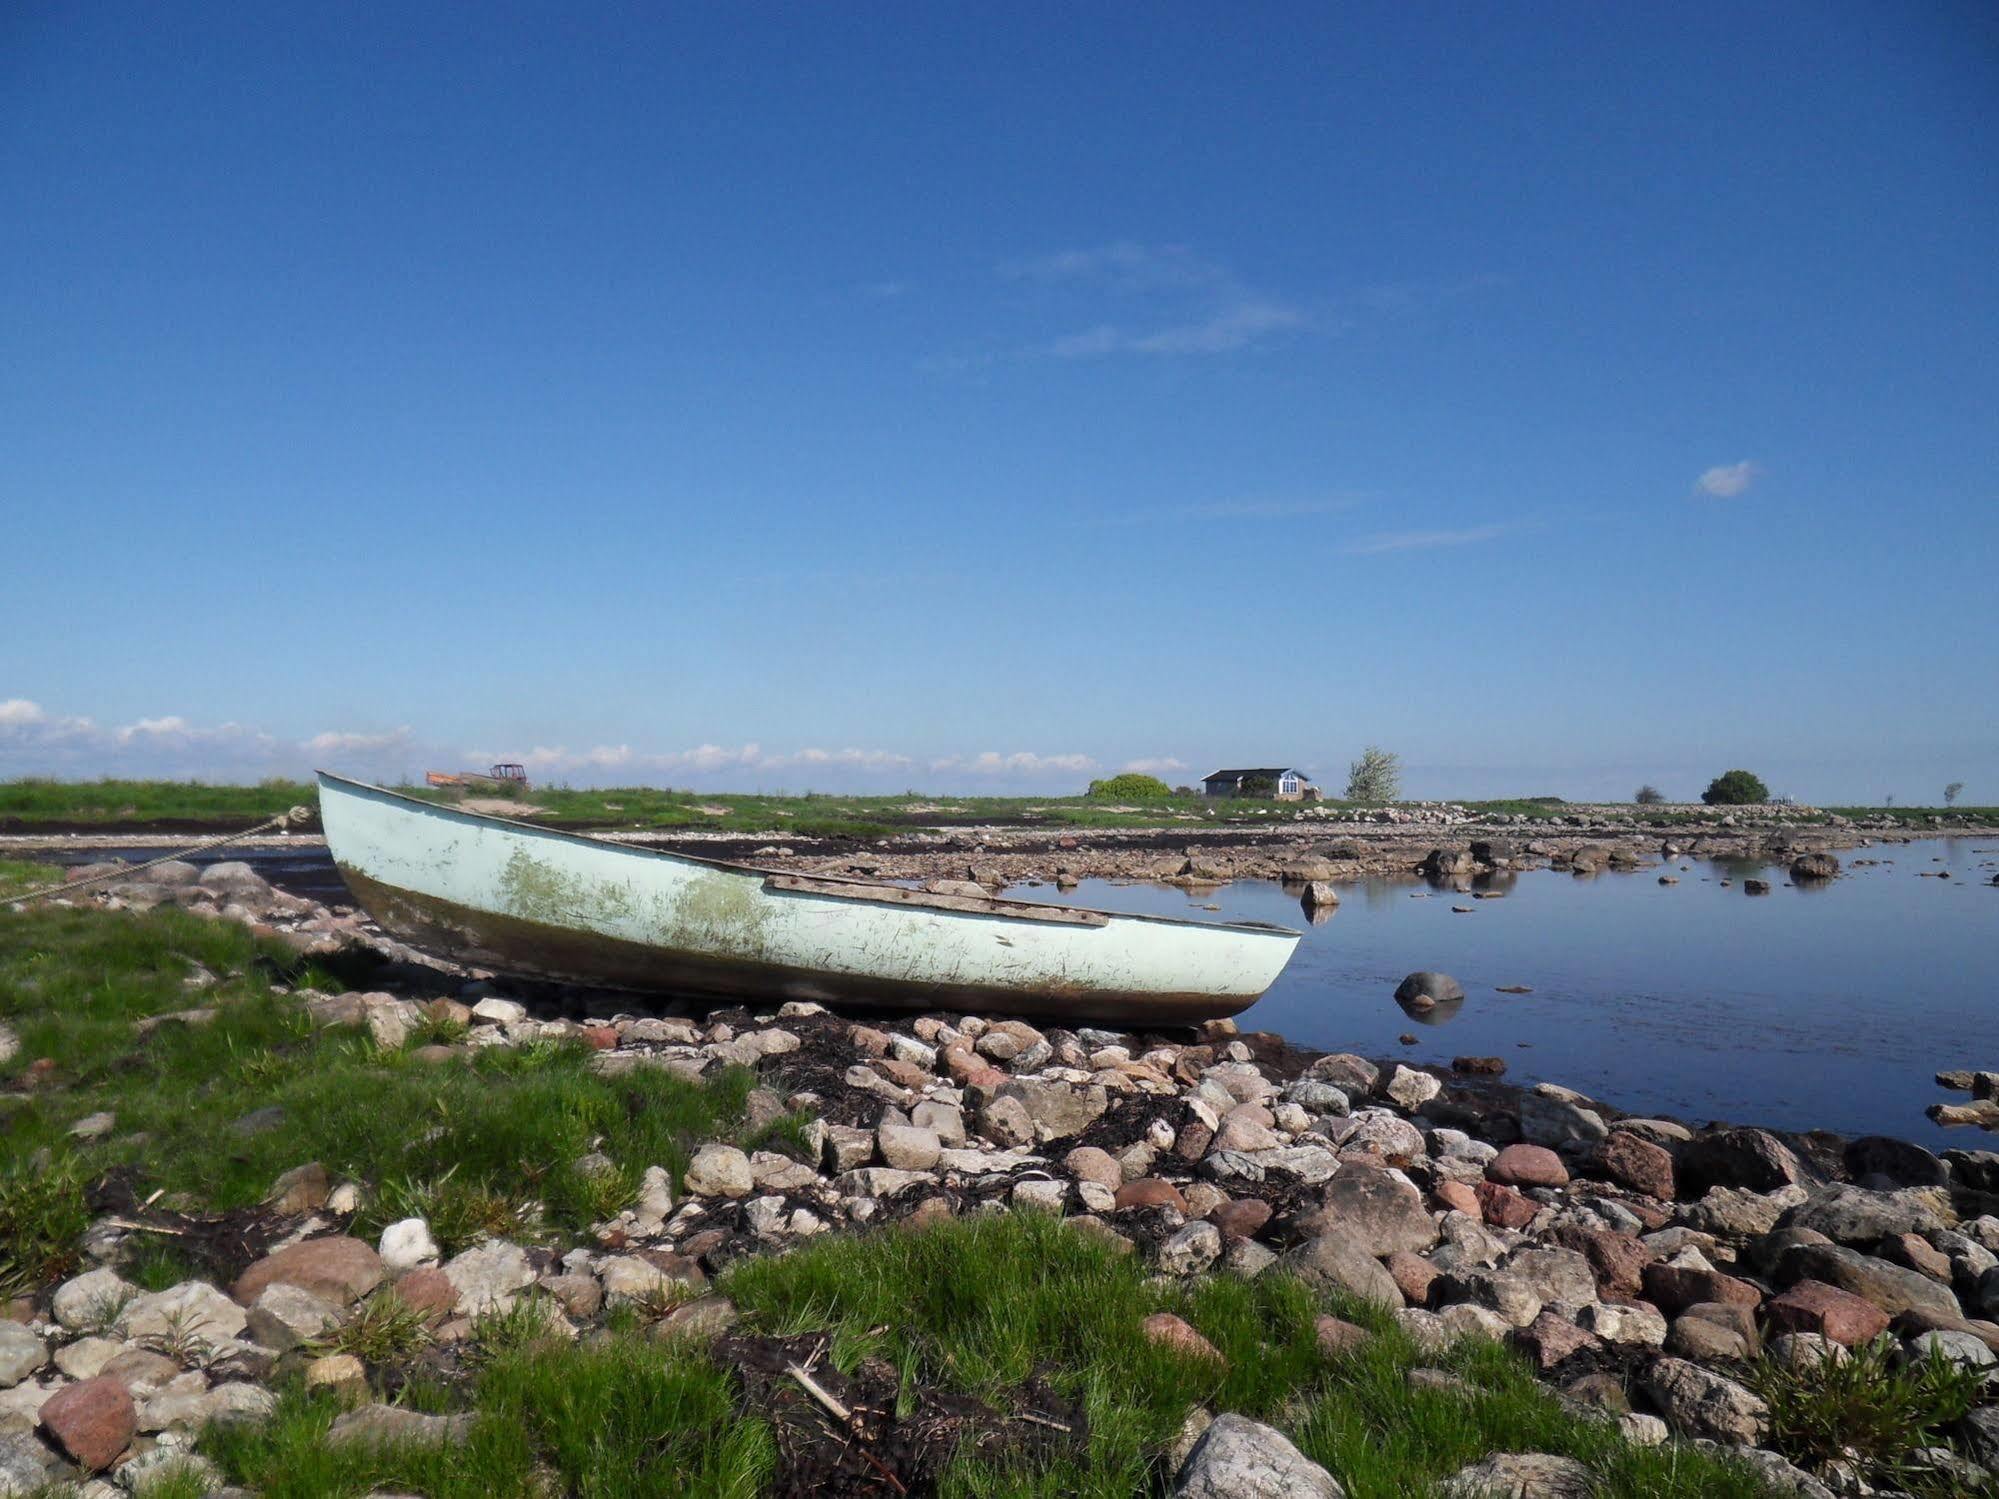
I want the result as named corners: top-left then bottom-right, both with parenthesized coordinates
top-left (1173, 1412), bottom-right (1345, 1498)
top-left (1394, 972), bottom-right (1464, 1009)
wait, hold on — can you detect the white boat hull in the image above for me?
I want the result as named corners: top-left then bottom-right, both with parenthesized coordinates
top-left (316, 773), bottom-right (1300, 1023)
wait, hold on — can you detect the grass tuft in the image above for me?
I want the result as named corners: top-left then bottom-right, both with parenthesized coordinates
top-left (1746, 1336), bottom-right (1987, 1497)
top-left (0, 1149), bottom-right (90, 1298)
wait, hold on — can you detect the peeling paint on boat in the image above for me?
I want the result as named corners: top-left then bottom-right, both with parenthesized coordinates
top-left (316, 772), bottom-right (1300, 1022)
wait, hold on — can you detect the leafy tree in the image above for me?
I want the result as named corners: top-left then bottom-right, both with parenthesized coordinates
top-left (1345, 747), bottom-right (1401, 803)
top-left (1634, 785), bottom-right (1665, 805)
top-left (1944, 781), bottom-right (1964, 807)
top-left (1236, 774), bottom-right (1279, 798)
top-left (1701, 768), bottom-right (1770, 806)
top-left (1085, 772), bottom-right (1171, 800)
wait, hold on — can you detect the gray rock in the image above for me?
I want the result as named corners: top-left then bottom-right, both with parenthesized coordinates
top-left (0, 1324), bottom-right (47, 1389)
top-left (1437, 1268), bottom-right (1542, 1329)
top-left (119, 1281), bottom-right (248, 1345)
top-left (1776, 1242), bottom-right (1962, 1320)
top-left (245, 1284), bottom-right (342, 1352)
top-left (1907, 1328), bottom-right (1994, 1369)
top-left (1503, 1247), bottom-right (1597, 1308)
top-left (114, 1445), bottom-right (224, 1494)
top-left (1438, 1452), bottom-right (1596, 1497)
top-left (1714, 1445), bottom-right (1839, 1498)
top-left (976, 1095), bottom-right (1037, 1149)
top-left (0, 1429), bottom-right (57, 1498)
top-left (1684, 1186), bottom-right (1788, 1238)
top-left (1281, 1229), bottom-right (1404, 1308)
top-left (1306, 1053), bottom-right (1380, 1096)
top-left (877, 1123), bottom-right (942, 1171)
top-left (1518, 1089), bottom-right (1607, 1148)
top-left (1284, 1079), bottom-right (1351, 1116)
top-left (378, 1217), bottom-right (440, 1273)
top-left (1158, 1222), bottom-right (1222, 1276)
top-left (441, 1241), bottom-right (537, 1316)
top-left (326, 1403), bottom-right (473, 1448)
top-left (1641, 1357), bottom-right (1767, 1444)
top-left (1340, 1109), bottom-right (1426, 1159)
top-left (1842, 1135), bottom-right (1946, 1188)
top-left (1384, 1065), bottom-right (1442, 1110)
top-left (1172, 1412), bottom-right (1345, 1498)
top-left (1678, 1128), bottom-right (1808, 1196)
top-left (1784, 1183), bottom-right (1947, 1245)
top-left (1394, 972), bottom-right (1464, 1008)
top-left (998, 1079), bottom-right (1109, 1139)
top-left (684, 1143), bottom-right (754, 1198)
top-left (1299, 1167), bottom-right (1439, 1255)
top-left (1960, 1405), bottom-right (1999, 1470)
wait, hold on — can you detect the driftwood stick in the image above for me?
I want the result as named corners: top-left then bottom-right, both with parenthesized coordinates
top-left (1015, 1410), bottom-right (1072, 1433)
top-left (103, 1218), bottom-right (188, 1236)
top-left (854, 1444), bottom-right (908, 1495)
top-left (786, 1361), bottom-right (854, 1425)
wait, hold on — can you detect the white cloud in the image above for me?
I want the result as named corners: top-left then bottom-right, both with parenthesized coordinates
top-left (3, 700), bottom-right (1105, 792)
top-left (1046, 298), bottom-right (1304, 359)
top-left (1343, 524), bottom-right (1510, 556)
top-left (1167, 496), bottom-right (1362, 522)
top-left (115, 715), bottom-right (193, 742)
top-left (1121, 757), bottom-right (1187, 774)
top-left (1696, 460), bottom-right (1760, 498)
top-left (932, 750), bottom-right (1099, 777)
top-left (1005, 242), bottom-right (1305, 360)
top-left (1001, 242), bottom-right (1224, 292)
top-left (304, 727), bottom-right (415, 756)
top-left (781, 747), bottom-right (915, 771)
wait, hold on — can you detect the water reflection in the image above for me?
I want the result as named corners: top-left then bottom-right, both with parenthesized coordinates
top-left (1022, 838), bottom-right (1999, 1146)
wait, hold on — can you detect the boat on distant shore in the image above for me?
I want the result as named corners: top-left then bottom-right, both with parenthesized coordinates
top-left (316, 772), bottom-right (1300, 1023)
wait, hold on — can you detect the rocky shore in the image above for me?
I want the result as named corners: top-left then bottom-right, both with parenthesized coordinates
top-left (10, 802), bottom-right (1989, 901)
top-left (1, 858), bottom-right (1996, 1494)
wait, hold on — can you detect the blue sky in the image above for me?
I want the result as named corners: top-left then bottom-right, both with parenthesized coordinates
top-left (3, 3), bottom-right (1995, 803)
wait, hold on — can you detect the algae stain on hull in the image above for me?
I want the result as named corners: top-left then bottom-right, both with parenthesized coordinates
top-left (664, 870), bottom-right (772, 961)
top-left (496, 846), bottom-right (638, 930)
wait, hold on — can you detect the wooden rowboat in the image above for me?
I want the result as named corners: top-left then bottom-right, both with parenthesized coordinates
top-left (317, 772), bottom-right (1300, 1023)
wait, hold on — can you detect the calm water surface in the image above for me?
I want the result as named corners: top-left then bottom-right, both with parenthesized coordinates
top-left (1015, 839), bottom-right (1999, 1147)
top-left (59, 837), bottom-right (1998, 1145)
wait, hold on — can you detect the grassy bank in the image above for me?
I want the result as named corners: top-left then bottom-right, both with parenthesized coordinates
top-left (0, 894), bottom-right (1799, 1495)
top-left (197, 1211), bottom-right (1777, 1498)
top-left (0, 895), bottom-right (788, 1294)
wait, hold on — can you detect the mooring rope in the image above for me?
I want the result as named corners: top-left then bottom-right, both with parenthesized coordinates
top-left (1, 805), bottom-right (315, 908)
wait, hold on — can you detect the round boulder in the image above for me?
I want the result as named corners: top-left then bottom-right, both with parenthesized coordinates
top-left (1394, 972), bottom-right (1464, 1010)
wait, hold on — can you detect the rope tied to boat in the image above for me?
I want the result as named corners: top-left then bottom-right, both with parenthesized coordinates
top-left (1, 806), bottom-right (315, 909)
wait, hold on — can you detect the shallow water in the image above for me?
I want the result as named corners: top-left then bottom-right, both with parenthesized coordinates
top-left (56, 837), bottom-right (1998, 1145)
top-left (1015, 840), bottom-right (1999, 1147)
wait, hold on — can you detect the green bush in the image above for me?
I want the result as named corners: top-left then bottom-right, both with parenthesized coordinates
top-left (1701, 769), bottom-right (1770, 805)
top-left (1086, 773), bottom-right (1172, 800)
top-left (1747, 1337), bottom-right (1986, 1496)
top-left (1634, 785), bottom-right (1665, 805)
top-left (1345, 747), bottom-right (1401, 803)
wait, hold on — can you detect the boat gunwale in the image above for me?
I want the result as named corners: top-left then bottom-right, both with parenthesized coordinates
top-left (314, 770), bottom-right (1303, 941)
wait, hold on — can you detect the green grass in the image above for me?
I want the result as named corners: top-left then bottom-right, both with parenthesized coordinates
top-left (1827, 804), bottom-right (1999, 827)
top-left (1746, 1337), bottom-right (1989, 1497)
top-left (0, 777), bottom-right (313, 826)
top-left (22, 776), bottom-right (1983, 835)
top-left (200, 1213), bottom-right (1777, 1497)
top-left (721, 1212), bottom-right (1778, 1498)
top-left (0, 901), bottom-right (763, 1252)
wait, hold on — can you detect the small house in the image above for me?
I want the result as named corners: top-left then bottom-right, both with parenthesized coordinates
top-left (1201, 767), bottom-right (1316, 801)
